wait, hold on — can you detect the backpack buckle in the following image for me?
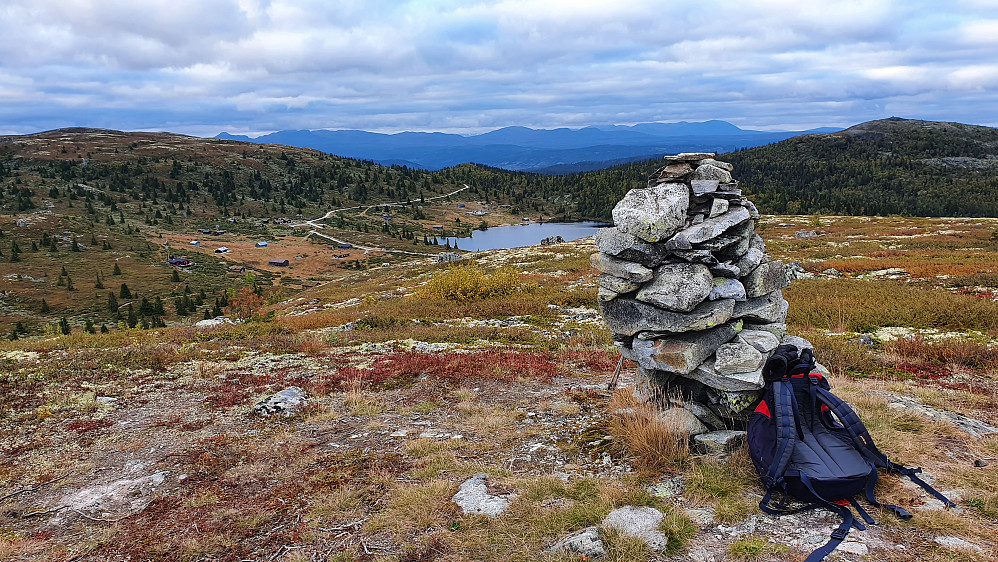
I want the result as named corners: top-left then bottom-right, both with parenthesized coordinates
top-left (830, 528), bottom-right (848, 540)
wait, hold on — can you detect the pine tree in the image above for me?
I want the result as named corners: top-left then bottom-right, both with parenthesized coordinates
top-left (112, 263), bottom-right (121, 275)
top-left (171, 269), bottom-right (180, 282)
top-left (100, 324), bottom-right (109, 334)
top-left (40, 299), bottom-right (50, 313)
top-left (58, 317), bottom-right (70, 335)
top-left (95, 273), bottom-right (104, 289)
top-left (127, 304), bottom-right (137, 328)
top-left (119, 283), bottom-right (131, 299)
top-left (84, 319), bottom-right (95, 334)
top-left (108, 292), bottom-right (119, 314)
top-left (71, 237), bottom-right (80, 252)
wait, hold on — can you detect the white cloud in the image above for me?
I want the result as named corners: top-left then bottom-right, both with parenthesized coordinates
top-left (0, 0), bottom-right (996, 134)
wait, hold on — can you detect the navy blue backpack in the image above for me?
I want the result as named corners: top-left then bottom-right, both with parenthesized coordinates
top-left (748, 344), bottom-right (955, 561)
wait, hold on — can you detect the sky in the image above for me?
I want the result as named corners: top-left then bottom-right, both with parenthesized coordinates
top-left (1, 0), bottom-right (997, 137)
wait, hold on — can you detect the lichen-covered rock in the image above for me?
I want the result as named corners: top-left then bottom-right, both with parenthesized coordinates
top-left (593, 227), bottom-right (638, 256)
top-left (636, 263), bottom-right (714, 312)
top-left (743, 322), bottom-right (787, 339)
top-left (600, 297), bottom-right (734, 336)
top-left (590, 253), bottom-right (653, 283)
top-left (691, 179), bottom-right (719, 195)
top-left (743, 260), bottom-right (789, 298)
top-left (692, 163), bottom-right (733, 183)
top-left (714, 341), bottom-right (765, 375)
top-left (602, 506), bottom-right (669, 551)
top-left (735, 247), bottom-right (764, 276)
top-left (733, 290), bottom-right (789, 323)
top-left (708, 278), bottom-right (746, 301)
top-left (697, 158), bottom-right (734, 172)
top-left (599, 273), bottom-right (641, 294)
top-left (612, 183), bottom-right (689, 243)
top-left (624, 322), bottom-right (738, 374)
top-left (709, 198), bottom-right (729, 218)
top-left (452, 474), bottom-right (515, 517)
top-left (693, 430), bottom-right (746, 455)
top-left (739, 329), bottom-right (781, 353)
top-left (672, 206), bottom-right (750, 245)
top-left (688, 361), bottom-right (765, 391)
top-left (713, 389), bottom-right (764, 416)
top-left (253, 386), bottom-right (307, 416)
top-left (547, 527), bottom-right (606, 558)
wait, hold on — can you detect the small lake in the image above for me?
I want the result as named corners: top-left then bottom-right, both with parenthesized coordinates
top-left (435, 221), bottom-right (608, 252)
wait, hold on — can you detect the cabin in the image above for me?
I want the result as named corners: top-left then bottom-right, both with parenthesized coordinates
top-left (190, 240), bottom-right (200, 246)
top-left (381, 215), bottom-right (393, 221)
top-left (197, 228), bottom-right (211, 234)
top-left (456, 203), bottom-right (466, 208)
top-left (227, 265), bottom-right (246, 273)
top-left (336, 243), bottom-right (353, 249)
top-left (431, 225), bottom-right (444, 230)
top-left (168, 256), bottom-right (193, 267)
top-left (215, 247), bottom-right (229, 254)
top-left (471, 210), bottom-right (487, 216)
top-left (269, 259), bottom-right (290, 267)
top-left (255, 241), bottom-right (268, 247)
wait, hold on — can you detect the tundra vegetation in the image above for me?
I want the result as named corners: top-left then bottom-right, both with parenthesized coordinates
top-left (1, 130), bottom-right (997, 560)
top-left (1, 214), bottom-right (997, 561)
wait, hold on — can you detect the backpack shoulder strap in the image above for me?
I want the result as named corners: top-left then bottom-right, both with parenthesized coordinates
top-left (815, 387), bottom-right (956, 508)
top-left (764, 380), bottom-right (799, 490)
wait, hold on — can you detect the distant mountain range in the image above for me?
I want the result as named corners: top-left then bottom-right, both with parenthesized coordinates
top-left (216, 121), bottom-right (840, 172)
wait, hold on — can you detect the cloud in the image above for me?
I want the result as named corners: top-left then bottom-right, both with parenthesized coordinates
top-left (0, 0), bottom-right (997, 134)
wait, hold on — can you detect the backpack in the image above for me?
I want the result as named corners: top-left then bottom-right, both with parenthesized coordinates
top-left (747, 344), bottom-right (955, 561)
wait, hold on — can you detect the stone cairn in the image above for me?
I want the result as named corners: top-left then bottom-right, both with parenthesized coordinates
top-left (593, 153), bottom-right (817, 440)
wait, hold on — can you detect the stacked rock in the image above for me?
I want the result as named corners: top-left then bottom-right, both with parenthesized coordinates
top-left (593, 153), bottom-right (808, 435)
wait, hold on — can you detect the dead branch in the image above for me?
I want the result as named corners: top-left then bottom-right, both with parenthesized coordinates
top-left (21, 505), bottom-right (68, 518)
top-left (72, 509), bottom-right (137, 523)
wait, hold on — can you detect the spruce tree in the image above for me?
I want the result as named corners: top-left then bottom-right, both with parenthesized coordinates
top-left (171, 269), bottom-right (180, 282)
top-left (40, 299), bottom-right (50, 313)
top-left (58, 317), bottom-right (70, 335)
top-left (112, 263), bottom-right (121, 275)
top-left (119, 283), bottom-right (131, 299)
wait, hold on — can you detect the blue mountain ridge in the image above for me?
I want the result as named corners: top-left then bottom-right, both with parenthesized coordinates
top-left (216, 121), bottom-right (840, 172)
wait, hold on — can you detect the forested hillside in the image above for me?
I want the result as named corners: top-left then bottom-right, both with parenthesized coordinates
top-left (725, 118), bottom-right (998, 216)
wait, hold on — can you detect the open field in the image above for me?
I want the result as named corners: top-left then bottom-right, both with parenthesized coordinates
top-left (2, 214), bottom-right (998, 561)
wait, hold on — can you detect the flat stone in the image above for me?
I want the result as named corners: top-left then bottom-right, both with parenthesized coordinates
top-left (709, 198), bottom-right (729, 218)
top-left (691, 179), bottom-right (719, 195)
top-left (780, 335), bottom-right (814, 353)
top-left (689, 361), bottom-right (765, 391)
top-left (597, 286), bottom-right (619, 302)
top-left (742, 322), bottom-right (787, 339)
top-left (733, 290), bottom-right (788, 323)
top-left (714, 341), bottom-right (765, 375)
top-left (612, 183), bottom-right (689, 243)
top-left (749, 233), bottom-right (765, 250)
top-left (933, 536), bottom-right (982, 552)
top-left (693, 430), bottom-right (747, 455)
top-left (548, 526), bottom-right (606, 558)
top-left (657, 162), bottom-right (693, 179)
top-left (602, 506), bottom-right (669, 551)
top-left (667, 152), bottom-right (715, 162)
top-left (662, 232), bottom-right (692, 250)
top-left (735, 247), bottom-right (764, 276)
top-left (590, 253), bottom-right (654, 283)
top-left (709, 262), bottom-right (741, 278)
top-left (599, 273), bottom-right (641, 294)
top-left (671, 206), bottom-right (751, 245)
top-left (670, 250), bottom-right (718, 265)
top-left (697, 158), bottom-right (733, 171)
top-left (647, 476), bottom-right (685, 499)
top-left (452, 474), bottom-right (515, 517)
top-left (709, 278), bottom-right (746, 301)
top-left (624, 322), bottom-right (738, 374)
top-left (693, 233), bottom-right (743, 252)
top-left (636, 263), bottom-right (714, 312)
top-left (593, 227), bottom-right (638, 256)
top-left (881, 394), bottom-right (998, 439)
top-left (739, 330), bottom-right (781, 353)
top-left (657, 407), bottom-right (708, 436)
top-left (716, 235), bottom-right (751, 262)
top-left (692, 164), bottom-right (732, 183)
top-left (600, 297), bottom-right (734, 336)
top-left (253, 386), bottom-right (307, 416)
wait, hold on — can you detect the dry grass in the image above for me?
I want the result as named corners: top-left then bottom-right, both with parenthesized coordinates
top-left (608, 389), bottom-right (691, 473)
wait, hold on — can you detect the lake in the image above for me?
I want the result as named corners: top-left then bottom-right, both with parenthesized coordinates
top-left (435, 221), bottom-right (608, 252)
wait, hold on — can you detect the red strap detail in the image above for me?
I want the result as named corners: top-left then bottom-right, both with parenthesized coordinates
top-left (821, 404), bottom-right (830, 412)
top-left (833, 499), bottom-right (850, 506)
top-left (790, 372), bottom-right (825, 380)
top-left (754, 400), bottom-right (771, 418)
